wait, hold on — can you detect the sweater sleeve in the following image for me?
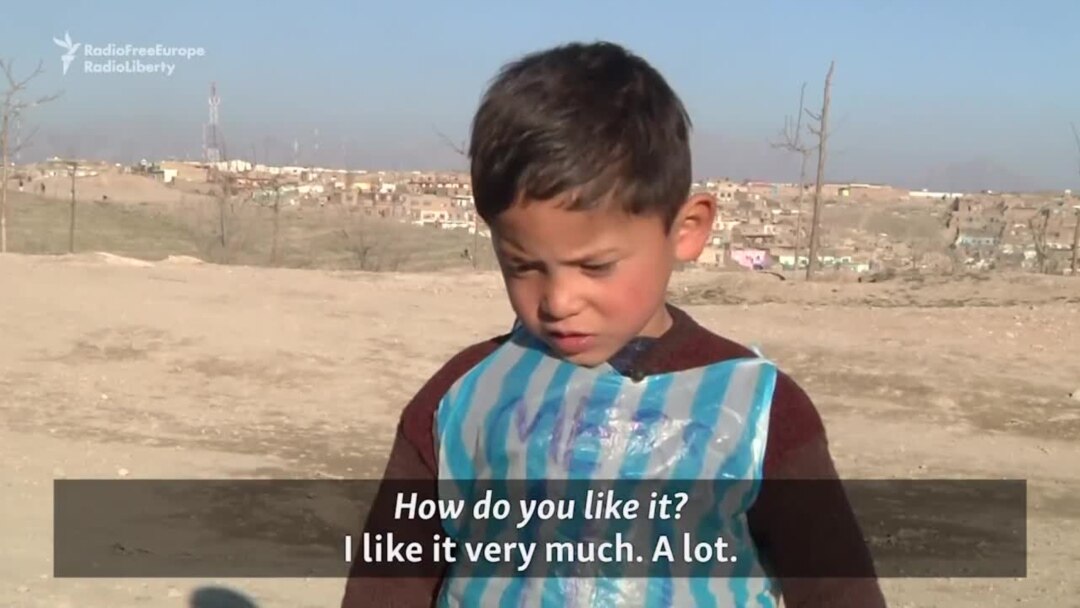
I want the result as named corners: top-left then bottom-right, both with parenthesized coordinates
top-left (340, 338), bottom-right (504, 608)
top-left (748, 372), bottom-right (888, 608)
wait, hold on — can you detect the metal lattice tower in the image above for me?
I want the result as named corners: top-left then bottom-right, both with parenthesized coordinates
top-left (204, 82), bottom-right (221, 163)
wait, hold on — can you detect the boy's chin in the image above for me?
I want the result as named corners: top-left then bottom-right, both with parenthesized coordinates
top-left (548, 344), bottom-right (615, 368)
top-left (559, 352), bottom-right (606, 368)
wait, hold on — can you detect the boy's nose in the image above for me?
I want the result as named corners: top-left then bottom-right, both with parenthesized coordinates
top-left (539, 277), bottom-right (584, 320)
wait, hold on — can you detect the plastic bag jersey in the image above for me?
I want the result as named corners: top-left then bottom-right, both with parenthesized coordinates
top-left (435, 325), bottom-right (780, 607)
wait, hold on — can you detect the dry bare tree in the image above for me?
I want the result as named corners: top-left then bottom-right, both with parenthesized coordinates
top-left (1028, 205), bottom-right (1052, 274)
top-left (771, 82), bottom-right (813, 274)
top-left (66, 159), bottom-right (76, 253)
top-left (1071, 122), bottom-right (1079, 275)
top-left (201, 166), bottom-right (256, 264)
top-left (939, 197), bottom-right (964, 273)
top-left (433, 124), bottom-right (480, 269)
top-left (270, 179), bottom-right (283, 265)
top-left (212, 168), bottom-right (230, 252)
top-left (805, 60), bottom-right (835, 280)
top-left (0, 58), bottom-right (62, 252)
top-left (1072, 122), bottom-right (1080, 175)
top-left (338, 205), bottom-right (383, 271)
top-left (1071, 205), bottom-right (1080, 276)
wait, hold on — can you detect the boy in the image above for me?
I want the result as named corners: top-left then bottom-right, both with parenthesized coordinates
top-left (343, 41), bottom-right (886, 607)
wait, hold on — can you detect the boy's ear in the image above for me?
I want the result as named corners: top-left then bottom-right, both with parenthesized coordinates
top-left (672, 193), bottom-right (717, 262)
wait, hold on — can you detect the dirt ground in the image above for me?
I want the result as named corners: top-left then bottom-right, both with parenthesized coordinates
top-left (2, 252), bottom-right (1078, 607)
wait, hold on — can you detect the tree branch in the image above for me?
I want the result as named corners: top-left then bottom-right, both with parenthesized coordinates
top-left (1071, 122), bottom-right (1080, 177)
top-left (1, 58), bottom-right (35, 89)
top-left (11, 124), bottom-right (39, 154)
top-left (22, 90), bottom-right (62, 110)
top-left (805, 59), bottom-right (835, 280)
top-left (432, 125), bottom-right (466, 157)
top-left (1, 59), bottom-right (57, 103)
top-left (1, 55), bottom-right (63, 254)
top-left (771, 83), bottom-right (812, 153)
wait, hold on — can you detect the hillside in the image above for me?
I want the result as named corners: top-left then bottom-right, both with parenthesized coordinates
top-left (0, 254), bottom-right (1077, 606)
top-left (3, 192), bottom-right (498, 271)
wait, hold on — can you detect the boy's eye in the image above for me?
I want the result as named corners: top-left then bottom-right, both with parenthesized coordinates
top-left (507, 261), bottom-right (540, 275)
top-left (581, 261), bottom-right (615, 275)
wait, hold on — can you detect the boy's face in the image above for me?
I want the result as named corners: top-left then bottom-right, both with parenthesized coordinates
top-left (491, 193), bottom-right (715, 367)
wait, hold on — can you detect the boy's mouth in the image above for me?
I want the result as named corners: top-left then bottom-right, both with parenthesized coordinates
top-left (546, 330), bottom-right (595, 355)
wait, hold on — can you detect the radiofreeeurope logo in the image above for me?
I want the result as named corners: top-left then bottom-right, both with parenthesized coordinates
top-left (53, 31), bottom-right (205, 77)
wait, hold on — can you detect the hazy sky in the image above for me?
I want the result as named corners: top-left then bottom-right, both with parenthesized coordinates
top-left (2, 0), bottom-right (1079, 191)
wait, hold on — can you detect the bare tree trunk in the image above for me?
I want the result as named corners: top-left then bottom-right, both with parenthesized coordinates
top-left (218, 177), bottom-right (228, 251)
top-left (341, 214), bottom-right (378, 271)
top-left (1, 59), bottom-right (62, 253)
top-left (1031, 209), bottom-right (1051, 274)
top-left (806, 61), bottom-right (835, 281)
top-left (771, 82), bottom-right (811, 275)
top-left (433, 125), bottom-right (476, 269)
top-left (1070, 124), bottom-right (1080, 276)
top-left (1040, 211), bottom-right (1050, 274)
top-left (793, 154), bottom-right (808, 270)
top-left (271, 187), bottom-right (281, 264)
top-left (1071, 208), bottom-right (1079, 276)
top-left (1, 112), bottom-right (8, 253)
top-left (68, 162), bottom-right (76, 253)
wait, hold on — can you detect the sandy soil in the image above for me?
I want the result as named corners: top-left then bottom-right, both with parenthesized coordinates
top-left (2, 253), bottom-right (1078, 607)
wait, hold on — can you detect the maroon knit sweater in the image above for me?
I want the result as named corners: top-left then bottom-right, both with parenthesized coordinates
top-left (342, 305), bottom-right (887, 607)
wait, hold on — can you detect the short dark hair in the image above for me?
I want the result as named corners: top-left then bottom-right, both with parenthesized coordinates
top-left (468, 41), bottom-right (693, 230)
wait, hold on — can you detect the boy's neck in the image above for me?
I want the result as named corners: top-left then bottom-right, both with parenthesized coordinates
top-left (607, 302), bottom-right (682, 376)
top-left (635, 302), bottom-right (675, 339)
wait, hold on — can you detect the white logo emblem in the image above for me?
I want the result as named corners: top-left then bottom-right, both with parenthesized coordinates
top-left (53, 31), bottom-right (80, 75)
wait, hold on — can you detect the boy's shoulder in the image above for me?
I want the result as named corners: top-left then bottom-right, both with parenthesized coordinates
top-left (408, 333), bottom-right (511, 410)
top-left (641, 304), bottom-right (801, 380)
top-left (397, 334), bottom-right (512, 471)
top-left (649, 305), bottom-right (758, 370)
top-left (648, 306), bottom-right (828, 475)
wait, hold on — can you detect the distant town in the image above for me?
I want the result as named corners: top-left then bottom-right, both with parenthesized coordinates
top-left (9, 156), bottom-right (1080, 277)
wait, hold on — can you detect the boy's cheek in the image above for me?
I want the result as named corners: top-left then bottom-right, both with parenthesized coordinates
top-left (610, 262), bottom-right (667, 301)
top-left (503, 282), bottom-right (541, 320)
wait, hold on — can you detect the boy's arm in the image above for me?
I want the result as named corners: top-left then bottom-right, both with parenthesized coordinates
top-left (340, 338), bottom-right (505, 608)
top-left (340, 418), bottom-right (443, 608)
top-left (748, 372), bottom-right (889, 608)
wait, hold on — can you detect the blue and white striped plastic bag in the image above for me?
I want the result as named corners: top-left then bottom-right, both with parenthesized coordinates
top-left (435, 325), bottom-right (780, 607)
